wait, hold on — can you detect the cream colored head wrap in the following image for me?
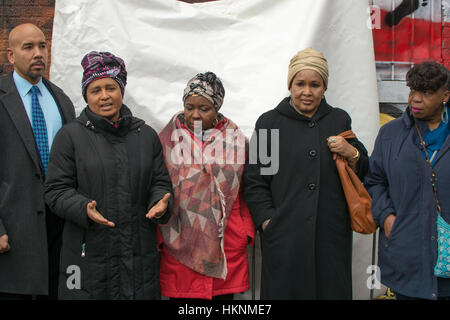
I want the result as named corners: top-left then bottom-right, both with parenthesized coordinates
top-left (287, 47), bottom-right (329, 89)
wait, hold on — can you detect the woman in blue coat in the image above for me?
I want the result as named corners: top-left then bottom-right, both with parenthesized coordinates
top-left (365, 61), bottom-right (450, 300)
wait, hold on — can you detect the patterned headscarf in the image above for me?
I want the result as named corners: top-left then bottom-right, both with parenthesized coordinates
top-left (81, 51), bottom-right (127, 101)
top-left (183, 71), bottom-right (225, 111)
top-left (287, 47), bottom-right (329, 89)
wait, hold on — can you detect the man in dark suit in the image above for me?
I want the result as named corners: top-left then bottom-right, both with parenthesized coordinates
top-left (0, 23), bottom-right (75, 299)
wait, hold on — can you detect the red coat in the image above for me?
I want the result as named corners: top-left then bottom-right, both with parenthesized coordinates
top-left (157, 192), bottom-right (255, 299)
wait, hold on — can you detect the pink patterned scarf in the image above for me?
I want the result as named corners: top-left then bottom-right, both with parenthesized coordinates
top-left (158, 112), bottom-right (247, 279)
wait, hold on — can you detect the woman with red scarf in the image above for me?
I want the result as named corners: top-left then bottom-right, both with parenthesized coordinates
top-left (157, 72), bottom-right (255, 300)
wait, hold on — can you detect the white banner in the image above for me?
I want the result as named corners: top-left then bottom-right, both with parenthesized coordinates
top-left (51, 0), bottom-right (381, 299)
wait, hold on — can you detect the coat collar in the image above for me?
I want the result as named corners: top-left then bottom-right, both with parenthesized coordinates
top-left (275, 96), bottom-right (333, 122)
top-left (77, 104), bottom-right (144, 137)
top-left (400, 107), bottom-right (428, 132)
top-left (400, 107), bottom-right (450, 166)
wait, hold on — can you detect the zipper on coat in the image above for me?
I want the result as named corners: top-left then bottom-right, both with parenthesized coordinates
top-left (81, 232), bottom-right (86, 258)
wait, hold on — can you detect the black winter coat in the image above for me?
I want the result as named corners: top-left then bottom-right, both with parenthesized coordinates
top-left (243, 97), bottom-right (368, 299)
top-left (45, 105), bottom-right (173, 299)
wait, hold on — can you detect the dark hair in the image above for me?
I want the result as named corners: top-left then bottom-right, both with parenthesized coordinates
top-left (406, 61), bottom-right (448, 93)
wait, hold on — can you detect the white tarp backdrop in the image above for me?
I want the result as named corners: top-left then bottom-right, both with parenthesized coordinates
top-left (51, 0), bottom-right (381, 299)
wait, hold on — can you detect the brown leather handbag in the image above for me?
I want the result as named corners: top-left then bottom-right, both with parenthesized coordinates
top-left (333, 130), bottom-right (377, 234)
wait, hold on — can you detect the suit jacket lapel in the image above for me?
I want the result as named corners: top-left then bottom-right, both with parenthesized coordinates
top-left (42, 78), bottom-right (75, 124)
top-left (0, 73), bottom-right (42, 173)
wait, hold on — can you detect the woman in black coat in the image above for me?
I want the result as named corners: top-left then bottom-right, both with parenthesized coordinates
top-left (44, 51), bottom-right (173, 299)
top-left (243, 48), bottom-right (369, 299)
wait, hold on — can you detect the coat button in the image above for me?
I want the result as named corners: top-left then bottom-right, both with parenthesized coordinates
top-left (308, 183), bottom-right (317, 190)
top-left (35, 173), bottom-right (40, 179)
top-left (309, 149), bottom-right (317, 157)
top-left (37, 210), bottom-right (44, 215)
top-left (308, 121), bottom-right (316, 128)
top-left (431, 236), bottom-right (435, 241)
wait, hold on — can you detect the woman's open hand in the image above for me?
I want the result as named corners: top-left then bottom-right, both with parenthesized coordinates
top-left (86, 200), bottom-right (115, 227)
top-left (146, 193), bottom-right (171, 219)
top-left (0, 234), bottom-right (10, 253)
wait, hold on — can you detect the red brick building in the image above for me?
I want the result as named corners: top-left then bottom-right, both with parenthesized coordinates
top-left (0, 0), bottom-right (55, 76)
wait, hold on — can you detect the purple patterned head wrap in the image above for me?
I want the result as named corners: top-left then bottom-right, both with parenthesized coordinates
top-left (81, 51), bottom-right (127, 101)
top-left (183, 71), bottom-right (225, 111)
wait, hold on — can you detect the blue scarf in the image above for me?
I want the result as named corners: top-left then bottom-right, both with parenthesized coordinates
top-left (422, 106), bottom-right (450, 166)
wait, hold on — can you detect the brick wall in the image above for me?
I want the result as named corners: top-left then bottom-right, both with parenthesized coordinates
top-left (0, 0), bottom-right (55, 76)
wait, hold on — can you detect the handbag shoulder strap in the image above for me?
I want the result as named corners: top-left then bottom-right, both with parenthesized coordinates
top-left (334, 130), bottom-right (357, 161)
top-left (338, 130), bottom-right (356, 139)
top-left (414, 123), bottom-right (442, 214)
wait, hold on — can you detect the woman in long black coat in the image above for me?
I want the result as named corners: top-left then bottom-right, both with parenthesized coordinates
top-left (243, 48), bottom-right (369, 299)
top-left (44, 51), bottom-right (173, 299)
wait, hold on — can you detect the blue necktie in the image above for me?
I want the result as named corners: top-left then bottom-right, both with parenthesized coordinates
top-left (30, 86), bottom-right (49, 174)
